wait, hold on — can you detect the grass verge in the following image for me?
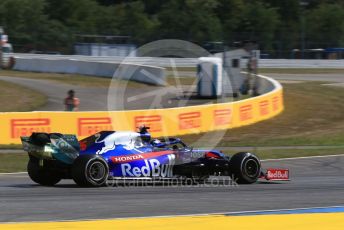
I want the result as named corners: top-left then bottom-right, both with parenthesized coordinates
top-left (0, 153), bottom-right (28, 173)
top-left (0, 79), bottom-right (46, 112)
top-left (180, 81), bottom-right (344, 147)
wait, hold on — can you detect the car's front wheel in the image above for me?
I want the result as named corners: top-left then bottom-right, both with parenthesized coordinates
top-left (230, 152), bottom-right (261, 184)
top-left (71, 155), bottom-right (109, 187)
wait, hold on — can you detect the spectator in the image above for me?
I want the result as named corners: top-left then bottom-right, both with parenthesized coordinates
top-left (64, 90), bottom-right (80, 111)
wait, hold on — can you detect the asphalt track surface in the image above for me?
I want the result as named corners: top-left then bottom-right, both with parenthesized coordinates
top-left (0, 155), bottom-right (343, 222)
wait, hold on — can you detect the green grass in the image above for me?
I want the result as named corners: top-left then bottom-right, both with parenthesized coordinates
top-left (0, 153), bottom-right (28, 173)
top-left (257, 148), bottom-right (344, 159)
top-left (0, 144), bottom-right (22, 149)
top-left (0, 78), bottom-right (47, 112)
top-left (180, 81), bottom-right (344, 147)
top-left (165, 66), bottom-right (196, 72)
top-left (166, 76), bottom-right (196, 86)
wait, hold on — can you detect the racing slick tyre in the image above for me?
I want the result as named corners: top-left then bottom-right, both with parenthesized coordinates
top-left (27, 158), bottom-right (61, 186)
top-left (71, 155), bottom-right (109, 187)
top-left (230, 152), bottom-right (261, 184)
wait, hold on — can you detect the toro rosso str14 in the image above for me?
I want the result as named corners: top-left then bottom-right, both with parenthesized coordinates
top-left (21, 127), bottom-right (289, 187)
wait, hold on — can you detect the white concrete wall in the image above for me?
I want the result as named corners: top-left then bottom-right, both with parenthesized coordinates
top-left (12, 57), bottom-right (166, 86)
top-left (13, 53), bottom-right (344, 68)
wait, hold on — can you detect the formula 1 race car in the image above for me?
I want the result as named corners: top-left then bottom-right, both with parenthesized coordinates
top-left (21, 127), bottom-right (289, 187)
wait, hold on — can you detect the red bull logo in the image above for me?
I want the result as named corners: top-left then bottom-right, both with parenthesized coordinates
top-left (121, 154), bottom-right (175, 177)
top-left (78, 117), bottom-right (112, 136)
top-left (179, 112), bottom-right (201, 130)
top-left (134, 115), bottom-right (162, 132)
top-left (11, 118), bottom-right (51, 138)
top-left (266, 169), bottom-right (289, 180)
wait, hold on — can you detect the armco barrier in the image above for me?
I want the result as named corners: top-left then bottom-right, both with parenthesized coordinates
top-left (0, 74), bottom-right (283, 145)
top-left (13, 58), bottom-right (166, 86)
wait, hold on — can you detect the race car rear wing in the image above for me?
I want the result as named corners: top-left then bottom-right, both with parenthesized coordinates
top-left (21, 132), bottom-right (80, 164)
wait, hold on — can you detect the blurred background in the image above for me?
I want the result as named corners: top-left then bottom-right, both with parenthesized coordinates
top-left (1, 0), bottom-right (344, 59)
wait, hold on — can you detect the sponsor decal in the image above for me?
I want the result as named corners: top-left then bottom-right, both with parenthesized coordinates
top-left (111, 150), bottom-right (174, 163)
top-left (266, 169), bottom-right (289, 180)
top-left (239, 105), bottom-right (253, 121)
top-left (121, 154), bottom-right (175, 177)
top-left (113, 154), bottom-right (144, 163)
top-left (11, 118), bottom-right (50, 138)
top-left (214, 109), bottom-right (232, 126)
top-left (78, 117), bottom-right (112, 136)
top-left (191, 151), bottom-right (205, 159)
top-left (272, 96), bottom-right (279, 111)
top-left (94, 132), bottom-right (117, 155)
top-left (259, 100), bottom-right (270, 116)
top-left (134, 115), bottom-right (162, 132)
top-left (178, 112), bottom-right (201, 130)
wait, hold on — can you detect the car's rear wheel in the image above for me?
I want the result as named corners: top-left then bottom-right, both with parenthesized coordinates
top-left (230, 152), bottom-right (261, 184)
top-left (71, 155), bottom-right (109, 187)
top-left (27, 158), bottom-right (61, 186)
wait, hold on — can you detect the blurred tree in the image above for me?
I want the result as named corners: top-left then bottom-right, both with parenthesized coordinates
top-left (216, 0), bottom-right (245, 44)
top-left (157, 0), bottom-right (222, 43)
top-left (0, 0), bottom-right (71, 51)
top-left (306, 3), bottom-right (344, 47)
top-left (112, 1), bottom-right (158, 44)
top-left (263, 0), bottom-right (301, 57)
top-left (45, 0), bottom-right (100, 34)
top-left (235, 1), bottom-right (280, 51)
top-left (0, 0), bottom-right (342, 56)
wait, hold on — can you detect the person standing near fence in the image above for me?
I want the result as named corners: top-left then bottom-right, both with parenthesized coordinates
top-left (64, 90), bottom-right (80, 111)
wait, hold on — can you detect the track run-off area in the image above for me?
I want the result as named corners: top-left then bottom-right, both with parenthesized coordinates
top-left (0, 154), bottom-right (343, 229)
